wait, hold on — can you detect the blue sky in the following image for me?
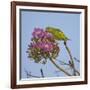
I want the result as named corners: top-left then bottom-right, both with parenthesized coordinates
top-left (20, 9), bottom-right (80, 79)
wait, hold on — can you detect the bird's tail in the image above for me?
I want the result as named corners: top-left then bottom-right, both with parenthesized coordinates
top-left (65, 36), bottom-right (70, 40)
top-left (67, 38), bottom-right (71, 41)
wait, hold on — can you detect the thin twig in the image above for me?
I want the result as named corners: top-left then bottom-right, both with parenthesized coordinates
top-left (50, 58), bottom-right (72, 76)
top-left (58, 60), bottom-right (69, 65)
top-left (40, 68), bottom-right (44, 77)
top-left (24, 69), bottom-right (41, 78)
top-left (74, 57), bottom-right (80, 63)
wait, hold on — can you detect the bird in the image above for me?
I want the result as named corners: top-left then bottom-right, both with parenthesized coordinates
top-left (46, 26), bottom-right (69, 41)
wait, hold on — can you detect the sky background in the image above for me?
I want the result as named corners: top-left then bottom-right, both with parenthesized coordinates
top-left (20, 9), bottom-right (80, 79)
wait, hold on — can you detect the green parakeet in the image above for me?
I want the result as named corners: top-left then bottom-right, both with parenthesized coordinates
top-left (46, 27), bottom-right (69, 41)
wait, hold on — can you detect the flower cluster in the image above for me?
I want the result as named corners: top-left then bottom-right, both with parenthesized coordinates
top-left (32, 28), bottom-right (53, 39)
top-left (27, 28), bottom-right (60, 64)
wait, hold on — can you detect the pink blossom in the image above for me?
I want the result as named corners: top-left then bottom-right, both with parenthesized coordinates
top-left (32, 28), bottom-right (44, 38)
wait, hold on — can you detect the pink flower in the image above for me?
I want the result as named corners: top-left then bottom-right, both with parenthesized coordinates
top-left (44, 32), bottom-right (53, 38)
top-left (40, 42), bottom-right (53, 52)
top-left (32, 28), bottom-right (44, 38)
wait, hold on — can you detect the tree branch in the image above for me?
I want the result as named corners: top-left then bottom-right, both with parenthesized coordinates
top-left (49, 58), bottom-right (72, 76)
top-left (64, 41), bottom-right (80, 76)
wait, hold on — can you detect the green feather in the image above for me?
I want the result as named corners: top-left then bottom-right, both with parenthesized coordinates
top-left (46, 26), bottom-right (69, 41)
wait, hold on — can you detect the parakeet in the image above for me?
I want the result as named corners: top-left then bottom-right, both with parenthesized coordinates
top-left (46, 27), bottom-right (69, 41)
